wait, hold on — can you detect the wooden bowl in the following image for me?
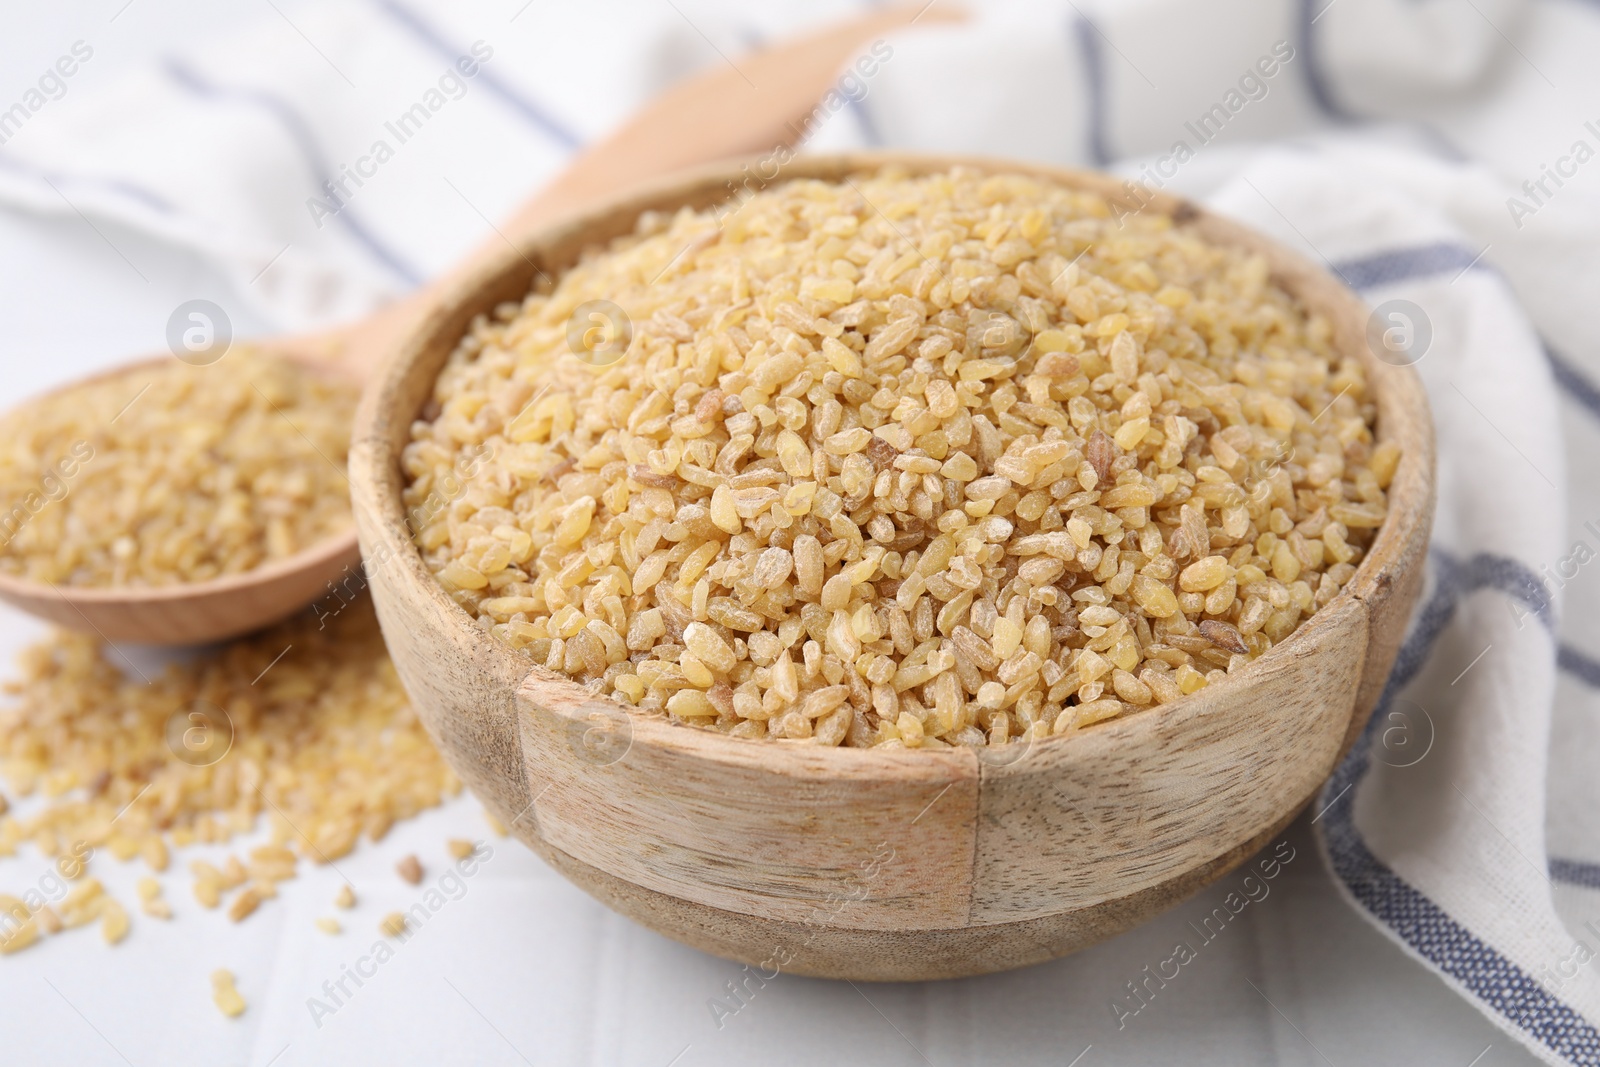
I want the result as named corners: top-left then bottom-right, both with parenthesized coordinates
top-left (349, 152), bottom-right (1435, 981)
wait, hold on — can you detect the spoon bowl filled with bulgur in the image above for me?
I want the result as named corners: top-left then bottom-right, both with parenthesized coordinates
top-left (0, 352), bottom-right (362, 644)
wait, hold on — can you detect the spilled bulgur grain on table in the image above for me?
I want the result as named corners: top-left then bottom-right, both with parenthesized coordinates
top-left (0, 601), bottom-right (461, 955)
top-left (212, 969), bottom-right (247, 1018)
top-left (402, 167), bottom-right (1398, 749)
top-left (0, 351), bottom-right (355, 587)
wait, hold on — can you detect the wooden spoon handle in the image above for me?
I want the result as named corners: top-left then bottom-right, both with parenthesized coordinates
top-left (314, 2), bottom-right (960, 380)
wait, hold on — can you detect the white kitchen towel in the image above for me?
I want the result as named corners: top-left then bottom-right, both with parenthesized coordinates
top-left (805, 4), bottom-right (1600, 1064)
top-left (0, 0), bottom-right (875, 329)
top-left (3, 1), bottom-right (1599, 1064)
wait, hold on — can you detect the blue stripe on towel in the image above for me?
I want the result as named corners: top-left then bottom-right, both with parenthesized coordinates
top-left (1331, 242), bottom-right (1494, 289)
top-left (1552, 857), bottom-right (1600, 890)
top-left (1559, 644), bottom-right (1600, 690)
top-left (1069, 13), bottom-right (1111, 166)
top-left (0, 154), bottom-right (176, 216)
top-left (372, 0), bottom-right (582, 151)
top-left (733, 24), bottom-right (766, 53)
top-left (1296, 0), bottom-right (1353, 120)
top-left (845, 95), bottom-right (885, 148)
top-left (1455, 550), bottom-right (1557, 631)
top-left (1413, 548), bottom-right (1555, 633)
top-left (162, 60), bottom-right (423, 286)
top-left (1321, 552), bottom-right (1600, 1064)
top-left (1545, 344), bottom-right (1600, 426)
top-left (1330, 247), bottom-right (1600, 429)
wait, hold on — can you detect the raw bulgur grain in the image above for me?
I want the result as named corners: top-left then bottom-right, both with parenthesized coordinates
top-left (59, 878), bottom-right (105, 928)
top-left (192, 871), bottom-right (221, 909)
top-left (249, 844), bottom-right (298, 884)
top-left (211, 969), bottom-right (246, 1018)
top-left (137, 876), bottom-right (172, 919)
top-left (403, 167), bottom-right (1393, 749)
top-left (396, 854), bottom-right (423, 885)
top-left (100, 898), bottom-right (130, 943)
top-left (0, 898), bottom-right (39, 954)
top-left (0, 601), bottom-right (455, 866)
top-left (0, 351), bottom-right (355, 587)
top-left (0, 601), bottom-right (460, 950)
top-left (227, 886), bottom-right (263, 923)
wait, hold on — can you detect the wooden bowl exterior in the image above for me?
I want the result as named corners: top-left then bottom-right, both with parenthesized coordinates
top-left (349, 153), bottom-right (1435, 980)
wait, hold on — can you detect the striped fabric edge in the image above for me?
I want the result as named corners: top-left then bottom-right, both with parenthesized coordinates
top-left (1326, 243), bottom-right (1600, 435)
top-left (1548, 642), bottom-right (1600, 888)
top-left (1318, 549), bottom-right (1600, 1065)
top-left (1329, 242), bottom-right (1600, 691)
top-left (1330, 241), bottom-right (1494, 290)
top-left (1545, 345), bottom-right (1600, 425)
top-left (1553, 859), bottom-right (1600, 892)
top-left (845, 95), bottom-right (886, 148)
top-left (1068, 11), bottom-right (1112, 167)
top-left (0, 153), bottom-right (176, 216)
top-left (1295, 0), bottom-right (1353, 121)
top-left (1559, 645), bottom-right (1600, 691)
top-left (371, 0), bottom-right (583, 151)
top-left (161, 58), bottom-right (423, 286)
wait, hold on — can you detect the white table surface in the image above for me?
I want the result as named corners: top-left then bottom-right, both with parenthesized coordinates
top-left (0, 4), bottom-right (1541, 1065)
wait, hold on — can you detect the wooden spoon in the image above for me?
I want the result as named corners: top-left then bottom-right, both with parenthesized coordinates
top-left (0, 3), bottom-right (960, 646)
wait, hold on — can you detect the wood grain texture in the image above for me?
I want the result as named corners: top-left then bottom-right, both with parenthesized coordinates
top-left (970, 595), bottom-right (1365, 923)
top-left (1342, 359), bottom-right (1436, 753)
top-left (519, 675), bottom-right (978, 928)
top-left (0, 532), bottom-right (361, 645)
top-left (0, 7), bottom-right (931, 645)
top-left (530, 802), bottom-right (1308, 981)
top-left (349, 152), bottom-right (1437, 980)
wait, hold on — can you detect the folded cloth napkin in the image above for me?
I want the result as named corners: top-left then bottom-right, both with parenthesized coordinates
top-left (4, 1), bottom-right (1599, 1063)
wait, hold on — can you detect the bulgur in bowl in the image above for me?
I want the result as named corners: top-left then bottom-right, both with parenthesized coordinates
top-left (350, 153), bottom-right (1434, 980)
